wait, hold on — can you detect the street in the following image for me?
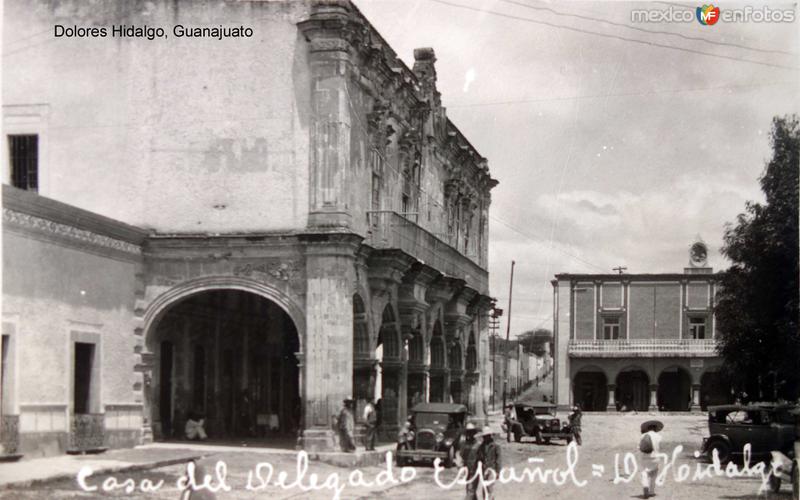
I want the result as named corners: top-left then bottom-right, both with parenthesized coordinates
top-left (2, 413), bottom-right (789, 500)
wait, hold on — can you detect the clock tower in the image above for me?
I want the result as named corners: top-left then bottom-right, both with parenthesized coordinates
top-left (685, 238), bottom-right (713, 274)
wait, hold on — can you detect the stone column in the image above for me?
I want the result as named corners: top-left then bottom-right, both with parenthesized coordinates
top-left (649, 384), bottom-right (658, 412)
top-left (607, 384), bottom-right (617, 412)
top-left (297, 1), bottom-right (356, 229)
top-left (691, 384), bottom-right (701, 412)
top-left (300, 233), bottom-right (361, 451)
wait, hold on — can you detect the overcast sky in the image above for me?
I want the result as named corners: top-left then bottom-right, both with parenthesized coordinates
top-left (354, 0), bottom-right (800, 337)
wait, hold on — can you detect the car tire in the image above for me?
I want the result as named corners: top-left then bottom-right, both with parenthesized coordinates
top-left (769, 474), bottom-right (781, 493)
top-left (708, 440), bottom-right (731, 464)
top-left (791, 460), bottom-right (798, 500)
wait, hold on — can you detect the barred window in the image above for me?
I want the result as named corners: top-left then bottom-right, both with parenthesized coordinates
top-left (8, 135), bottom-right (38, 191)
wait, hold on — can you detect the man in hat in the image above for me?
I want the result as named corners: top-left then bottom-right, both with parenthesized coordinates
top-left (568, 405), bottom-right (583, 446)
top-left (338, 399), bottom-right (356, 452)
top-left (502, 403), bottom-right (519, 443)
top-left (476, 426), bottom-right (501, 500)
top-left (363, 398), bottom-right (378, 451)
top-left (639, 420), bottom-right (664, 498)
top-left (459, 422), bottom-right (481, 500)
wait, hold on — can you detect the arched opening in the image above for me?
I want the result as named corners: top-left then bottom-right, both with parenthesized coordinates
top-left (376, 305), bottom-right (401, 433)
top-left (656, 366), bottom-right (692, 411)
top-left (616, 368), bottom-right (650, 412)
top-left (406, 317), bottom-right (426, 411)
top-left (657, 366), bottom-right (692, 411)
top-left (466, 333), bottom-right (477, 373)
top-left (150, 289), bottom-right (300, 446)
top-left (352, 294), bottom-right (374, 423)
top-left (573, 370), bottom-right (608, 411)
top-left (448, 340), bottom-right (463, 404)
top-left (429, 321), bottom-right (447, 402)
top-left (700, 371), bottom-right (733, 411)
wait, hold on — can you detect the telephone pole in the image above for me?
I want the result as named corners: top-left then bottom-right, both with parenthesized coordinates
top-left (502, 260), bottom-right (515, 409)
top-left (489, 305), bottom-right (502, 410)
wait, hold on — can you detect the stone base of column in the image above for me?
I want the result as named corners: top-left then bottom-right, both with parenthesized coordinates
top-left (690, 404), bottom-right (701, 412)
top-left (301, 427), bottom-right (339, 452)
top-left (606, 403), bottom-right (617, 412)
top-left (379, 424), bottom-right (400, 443)
top-left (648, 404), bottom-right (658, 412)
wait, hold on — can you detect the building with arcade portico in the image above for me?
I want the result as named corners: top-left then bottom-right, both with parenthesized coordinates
top-left (1, 0), bottom-right (496, 457)
top-left (552, 242), bottom-right (733, 413)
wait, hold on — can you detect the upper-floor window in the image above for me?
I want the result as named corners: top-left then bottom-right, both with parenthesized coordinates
top-left (603, 316), bottom-right (620, 339)
top-left (8, 134), bottom-right (38, 191)
top-left (689, 317), bottom-right (707, 339)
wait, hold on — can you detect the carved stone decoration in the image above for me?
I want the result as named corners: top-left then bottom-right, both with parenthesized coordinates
top-left (233, 261), bottom-right (299, 282)
top-left (3, 208), bottom-right (142, 255)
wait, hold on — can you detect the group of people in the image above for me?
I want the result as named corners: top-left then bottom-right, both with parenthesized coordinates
top-left (337, 398), bottom-right (380, 452)
top-left (458, 423), bottom-right (502, 500)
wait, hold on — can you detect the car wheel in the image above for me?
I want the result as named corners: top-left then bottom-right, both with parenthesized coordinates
top-left (769, 473), bottom-right (781, 493)
top-left (791, 460), bottom-right (798, 500)
top-left (708, 440), bottom-right (731, 464)
top-left (444, 447), bottom-right (455, 468)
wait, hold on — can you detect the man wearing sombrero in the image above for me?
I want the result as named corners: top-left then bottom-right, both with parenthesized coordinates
top-left (639, 420), bottom-right (664, 498)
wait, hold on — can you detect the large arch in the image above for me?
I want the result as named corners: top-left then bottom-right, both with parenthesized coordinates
top-left (657, 366), bottom-right (692, 411)
top-left (616, 366), bottom-right (650, 412)
top-left (573, 369), bottom-right (608, 411)
top-left (352, 294), bottom-right (374, 423)
top-left (148, 288), bottom-right (300, 446)
top-left (429, 320), bottom-right (448, 402)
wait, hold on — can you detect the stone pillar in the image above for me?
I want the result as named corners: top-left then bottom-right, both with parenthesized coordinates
top-left (297, 1), bottom-right (355, 229)
top-left (691, 384), bottom-right (701, 412)
top-left (649, 384), bottom-right (658, 412)
top-left (300, 233), bottom-right (361, 451)
top-left (607, 384), bottom-right (617, 412)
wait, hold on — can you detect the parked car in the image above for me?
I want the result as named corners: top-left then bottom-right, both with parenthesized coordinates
top-left (395, 402), bottom-right (468, 467)
top-left (701, 403), bottom-right (798, 463)
top-left (512, 402), bottom-right (572, 444)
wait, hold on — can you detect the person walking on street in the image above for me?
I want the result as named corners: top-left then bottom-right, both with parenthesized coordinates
top-left (338, 398), bottom-right (356, 452)
top-left (459, 422), bottom-right (481, 500)
top-left (476, 426), bottom-right (501, 500)
top-left (364, 399), bottom-right (378, 451)
top-left (639, 420), bottom-right (664, 498)
top-left (568, 405), bottom-right (583, 446)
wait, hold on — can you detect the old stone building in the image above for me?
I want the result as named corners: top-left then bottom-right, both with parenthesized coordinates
top-left (552, 242), bottom-right (733, 413)
top-left (1, 0), bottom-right (496, 457)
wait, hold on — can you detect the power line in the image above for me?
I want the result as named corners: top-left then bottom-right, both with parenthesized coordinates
top-left (427, 0), bottom-right (799, 71)
top-left (498, 0), bottom-right (796, 56)
top-left (447, 81), bottom-right (794, 108)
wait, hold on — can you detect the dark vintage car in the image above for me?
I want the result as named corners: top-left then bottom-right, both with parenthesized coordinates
top-left (701, 403), bottom-right (798, 463)
top-left (512, 402), bottom-right (572, 444)
top-left (395, 402), bottom-right (468, 467)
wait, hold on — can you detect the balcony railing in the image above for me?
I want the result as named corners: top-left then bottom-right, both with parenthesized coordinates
top-left (366, 211), bottom-right (488, 292)
top-left (568, 338), bottom-right (718, 357)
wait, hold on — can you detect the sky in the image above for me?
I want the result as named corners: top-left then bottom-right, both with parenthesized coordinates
top-left (354, 0), bottom-right (800, 338)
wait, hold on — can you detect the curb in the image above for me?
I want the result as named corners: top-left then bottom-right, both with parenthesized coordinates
top-left (0, 454), bottom-right (205, 491)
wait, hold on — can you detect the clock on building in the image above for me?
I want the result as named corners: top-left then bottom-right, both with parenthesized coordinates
top-left (690, 241), bottom-right (708, 267)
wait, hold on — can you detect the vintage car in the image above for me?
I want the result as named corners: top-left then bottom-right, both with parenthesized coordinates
top-left (512, 402), bottom-right (572, 444)
top-left (395, 402), bottom-right (468, 467)
top-left (701, 403), bottom-right (798, 463)
top-left (767, 406), bottom-right (799, 498)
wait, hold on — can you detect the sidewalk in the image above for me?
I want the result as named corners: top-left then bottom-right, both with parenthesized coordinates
top-left (0, 442), bottom-right (398, 490)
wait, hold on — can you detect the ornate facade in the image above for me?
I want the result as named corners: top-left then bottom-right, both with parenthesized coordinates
top-left (2, 0), bottom-right (496, 456)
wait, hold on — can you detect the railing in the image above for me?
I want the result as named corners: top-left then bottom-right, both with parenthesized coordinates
top-left (69, 414), bottom-right (105, 452)
top-left (1, 415), bottom-right (20, 456)
top-left (568, 339), bottom-right (718, 357)
top-left (365, 211), bottom-right (488, 292)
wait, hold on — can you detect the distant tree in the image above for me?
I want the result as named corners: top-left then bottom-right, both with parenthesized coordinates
top-left (716, 115), bottom-right (799, 402)
top-left (517, 328), bottom-right (553, 356)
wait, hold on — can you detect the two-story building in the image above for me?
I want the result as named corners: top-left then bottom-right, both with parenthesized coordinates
top-left (1, 0), bottom-right (496, 457)
top-left (552, 242), bottom-right (733, 412)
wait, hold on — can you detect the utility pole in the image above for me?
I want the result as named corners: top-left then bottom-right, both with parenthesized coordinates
top-left (613, 266), bottom-right (627, 274)
top-left (489, 305), bottom-right (502, 410)
top-left (502, 260), bottom-right (515, 409)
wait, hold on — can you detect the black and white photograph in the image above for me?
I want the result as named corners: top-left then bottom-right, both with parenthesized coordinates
top-left (1, 0), bottom-right (798, 498)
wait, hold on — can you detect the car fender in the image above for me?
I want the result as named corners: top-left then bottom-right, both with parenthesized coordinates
top-left (705, 434), bottom-right (733, 452)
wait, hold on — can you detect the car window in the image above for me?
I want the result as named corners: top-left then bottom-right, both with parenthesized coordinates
top-left (726, 411), bottom-right (749, 424)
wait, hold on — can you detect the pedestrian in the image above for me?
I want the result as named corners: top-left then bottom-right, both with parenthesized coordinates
top-left (459, 422), bottom-right (481, 500)
top-left (184, 412), bottom-right (207, 441)
top-left (338, 398), bottom-right (356, 452)
top-left (502, 403), bottom-right (519, 442)
top-left (397, 420), bottom-right (414, 451)
top-left (364, 398), bottom-right (378, 451)
top-left (568, 405), bottom-right (582, 446)
top-left (476, 426), bottom-right (501, 500)
top-left (639, 420), bottom-right (664, 498)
